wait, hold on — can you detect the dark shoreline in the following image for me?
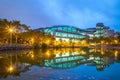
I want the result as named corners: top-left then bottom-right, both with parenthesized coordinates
top-left (1, 44), bottom-right (120, 51)
top-left (0, 44), bottom-right (33, 51)
top-left (0, 44), bottom-right (89, 51)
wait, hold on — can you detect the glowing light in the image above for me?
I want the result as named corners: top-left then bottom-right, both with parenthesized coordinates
top-left (31, 54), bottom-right (34, 58)
top-left (101, 48), bottom-right (104, 54)
top-left (8, 28), bottom-right (14, 45)
top-left (8, 66), bottom-right (14, 72)
top-left (31, 38), bottom-right (34, 41)
top-left (114, 40), bottom-right (118, 44)
top-left (46, 51), bottom-right (50, 57)
top-left (114, 50), bottom-right (118, 57)
top-left (106, 42), bottom-right (108, 44)
top-left (9, 28), bottom-right (13, 33)
top-left (31, 38), bottom-right (34, 44)
top-left (46, 40), bottom-right (50, 44)
top-left (101, 41), bottom-right (104, 44)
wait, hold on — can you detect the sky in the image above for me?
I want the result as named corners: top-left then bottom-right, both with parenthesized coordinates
top-left (0, 0), bottom-right (120, 31)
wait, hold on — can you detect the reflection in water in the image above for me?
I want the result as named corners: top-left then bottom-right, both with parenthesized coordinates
top-left (0, 48), bottom-right (120, 78)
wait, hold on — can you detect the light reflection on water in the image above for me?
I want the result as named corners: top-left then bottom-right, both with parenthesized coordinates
top-left (0, 48), bottom-right (120, 80)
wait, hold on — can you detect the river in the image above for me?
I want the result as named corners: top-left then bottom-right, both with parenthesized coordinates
top-left (0, 48), bottom-right (120, 80)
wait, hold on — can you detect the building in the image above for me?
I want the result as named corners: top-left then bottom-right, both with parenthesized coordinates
top-left (34, 23), bottom-right (115, 40)
top-left (85, 23), bottom-right (115, 38)
top-left (106, 30), bottom-right (115, 37)
top-left (35, 25), bottom-right (87, 41)
top-left (85, 28), bottom-right (96, 39)
top-left (94, 23), bottom-right (109, 38)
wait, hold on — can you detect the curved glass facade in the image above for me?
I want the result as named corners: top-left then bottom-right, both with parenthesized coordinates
top-left (35, 25), bottom-right (86, 41)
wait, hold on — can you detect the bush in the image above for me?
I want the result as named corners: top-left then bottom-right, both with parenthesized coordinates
top-left (32, 43), bottom-right (40, 49)
top-left (41, 43), bottom-right (48, 49)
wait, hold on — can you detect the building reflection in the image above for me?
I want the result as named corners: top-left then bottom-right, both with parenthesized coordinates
top-left (0, 48), bottom-right (120, 78)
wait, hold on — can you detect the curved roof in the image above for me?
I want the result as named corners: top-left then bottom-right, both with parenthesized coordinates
top-left (34, 25), bottom-right (84, 32)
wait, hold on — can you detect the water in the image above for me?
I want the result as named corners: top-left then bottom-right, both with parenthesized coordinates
top-left (0, 48), bottom-right (120, 80)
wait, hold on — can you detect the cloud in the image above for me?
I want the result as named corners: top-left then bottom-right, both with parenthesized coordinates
top-left (38, 0), bottom-right (114, 28)
top-left (0, 0), bottom-right (120, 31)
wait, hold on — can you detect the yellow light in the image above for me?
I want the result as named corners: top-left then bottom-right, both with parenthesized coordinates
top-left (31, 38), bottom-right (34, 41)
top-left (8, 66), bottom-right (14, 72)
top-left (114, 40), bottom-right (118, 44)
top-left (106, 42), bottom-right (108, 44)
top-left (46, 40), bottom-right (50, 44)
top-left (101, 48), bottom-right (104, 54)
top-left (114, 50), bottom-right (118, 57)
top-left (31, 38), bottom-right (34, 44)
top-left (101, 41), bottom-right (104, 44)
top-left (46, 51), bottom-right (50, 57)
top-left (31, 54), bottom-right (34, 58)
top-left (9, 28), bottom-right (13, 33)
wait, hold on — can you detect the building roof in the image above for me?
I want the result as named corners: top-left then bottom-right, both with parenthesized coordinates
top-left (34, 25), bottom-right (84, 30)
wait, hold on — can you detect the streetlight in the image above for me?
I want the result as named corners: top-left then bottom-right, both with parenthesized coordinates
top-left (9, 28), bottom-right (14, 45)
top-left (31, 38), bottom-right (34, 44)
top-left (8, 65), bottom-right (14, 72)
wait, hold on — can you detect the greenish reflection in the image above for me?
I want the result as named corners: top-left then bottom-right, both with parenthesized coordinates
top-left (0, 48), bottom-right (120, 78)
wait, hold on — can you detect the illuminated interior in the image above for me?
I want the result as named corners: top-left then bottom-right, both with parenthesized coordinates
top-left (35, 25), bottom-right (86, 41)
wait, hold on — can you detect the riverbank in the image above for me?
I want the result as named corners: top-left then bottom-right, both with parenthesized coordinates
top-left (0, 44), bottom-right (33, 51)
top-left (0, 44), bottom-right (89, 51)
top-left (91, 44), bottom-right (120, 50)
top-left (1, 44), bottom-right (120, 51)
top-left (103, 45), bottom-right (120, 50)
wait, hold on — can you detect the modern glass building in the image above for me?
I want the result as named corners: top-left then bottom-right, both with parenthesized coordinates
top-left (94, 23), bottom-right (109, 37)
top-left (34, 23), bottom-right (115, 40)
top-left (85, 23), bottom-right (114, 38)
top-left (35, 25), bottom-right (87, 41)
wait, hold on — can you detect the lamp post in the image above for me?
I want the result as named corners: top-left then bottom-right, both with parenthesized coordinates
top-left (9, 28), bottom-right (13, 45)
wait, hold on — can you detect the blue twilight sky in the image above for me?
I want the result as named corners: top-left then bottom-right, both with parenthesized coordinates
top-left (0, 0), bottom-right (120, 31)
